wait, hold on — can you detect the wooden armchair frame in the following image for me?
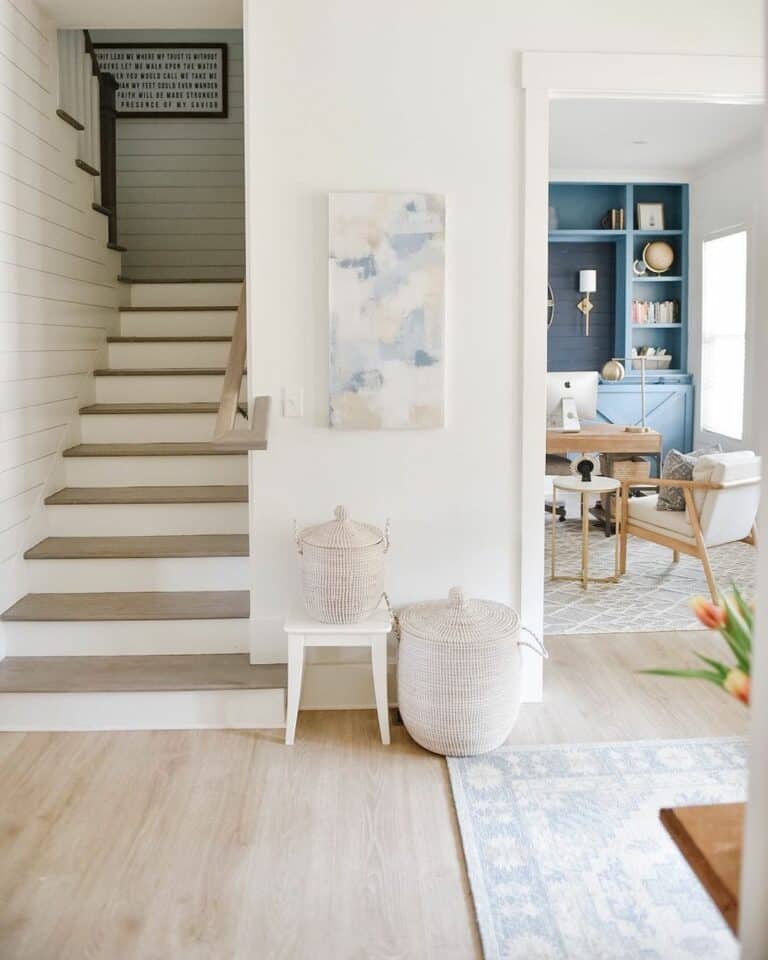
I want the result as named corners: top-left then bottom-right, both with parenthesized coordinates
top-left (619, 476), bottom-right (759, 601)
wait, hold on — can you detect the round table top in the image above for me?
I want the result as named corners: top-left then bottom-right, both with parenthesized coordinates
top-left (553, 474), bottom-right (621, 494)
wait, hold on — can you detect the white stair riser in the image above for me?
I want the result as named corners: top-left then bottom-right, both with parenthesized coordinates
top-left (94, 375), bottom-right (246, 404)
top-left (128, 283), bottom-right (242, 308)
top-left (64, 455), bottom-right (248, 486)
top-left (0, 689), bottom-right (284, 732)
top-left (108, 340), bottom-right (231, 368)
top-left (24, 556), bottom-right (249, 596)
top-left (1, 616), bottom-right (249, 654)
top-left (120, 311), bottom-right (236, 337)
top-left (80, 412), bottom-right (243, 443)
top-left (45, 502), bottom-right (249, 536)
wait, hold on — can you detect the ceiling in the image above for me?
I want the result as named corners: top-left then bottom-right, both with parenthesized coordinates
top-left (41, 0), bottom-right (242, 28)
top-left (549, 99), bottom-right (763, 174)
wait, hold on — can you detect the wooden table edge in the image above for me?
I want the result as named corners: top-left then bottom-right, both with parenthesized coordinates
top-left (660, 803), bottom-right (742, 937)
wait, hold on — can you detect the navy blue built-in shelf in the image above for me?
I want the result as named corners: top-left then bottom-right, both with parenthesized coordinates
top-left (548, 181), bottom-right (692, 450)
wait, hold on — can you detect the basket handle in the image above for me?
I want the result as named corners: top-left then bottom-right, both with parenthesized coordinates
top-left (383, 517), bottom-right (391, 554)
top-left (294, 519), bottom-right (303, 556)
top-left (518, 626), bottom-right (549, 659)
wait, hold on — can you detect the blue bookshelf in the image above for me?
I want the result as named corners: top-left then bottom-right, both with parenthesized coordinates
top-left (548, 181), bottom-right (693, 451)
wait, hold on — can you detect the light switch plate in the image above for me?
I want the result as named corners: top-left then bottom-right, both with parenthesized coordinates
top-left (282, 386), bottom-right (304, 418)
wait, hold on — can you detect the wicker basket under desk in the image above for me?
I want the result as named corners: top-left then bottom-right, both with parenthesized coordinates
top-left (599, 455), bottom-right (652, 525)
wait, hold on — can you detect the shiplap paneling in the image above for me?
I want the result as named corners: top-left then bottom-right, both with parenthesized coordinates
top-left (90, 29), bottom-right (244, 282)
top-left (1, 0), bottom-right (120, 616)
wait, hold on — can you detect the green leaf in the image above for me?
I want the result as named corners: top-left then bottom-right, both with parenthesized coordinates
top-left (719, 594), bottom-right (751, 672)
top-left (694, 652), bottom-right (729, 677)
top-left (731, 582), bottom-right (754, 632)
top-left (637, 668), bottom-right (724, 687)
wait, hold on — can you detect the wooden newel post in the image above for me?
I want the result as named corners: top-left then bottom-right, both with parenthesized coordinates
top-left (98, 73), bottom-right (119, 246)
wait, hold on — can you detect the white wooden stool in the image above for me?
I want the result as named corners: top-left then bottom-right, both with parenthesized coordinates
top-left (283, 604), bottom-right (393, 745)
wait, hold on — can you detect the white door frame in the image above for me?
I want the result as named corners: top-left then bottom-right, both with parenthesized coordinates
top-left (520, 49), bottom-right (766, 956)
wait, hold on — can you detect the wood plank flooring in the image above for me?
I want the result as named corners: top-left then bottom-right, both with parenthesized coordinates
top-left (0, 655), bottom-right (285, 693)
top-left (0, 630), bottom-right (747, 960)
top-left (45, 485), bottom-right (249, 505)
top-left (62, 443), bottom-right (245, 457)
top-left (24, 535), bottom-right (249, 560)
top-left (0, 590), bottom-right (249, 622)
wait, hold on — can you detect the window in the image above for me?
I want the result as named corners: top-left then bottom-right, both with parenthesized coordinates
top-left (701, 230), bottom-right (748, 440)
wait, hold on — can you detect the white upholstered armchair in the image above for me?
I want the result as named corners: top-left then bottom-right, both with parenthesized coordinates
top-left (619, 451), bottom-right (760, 601)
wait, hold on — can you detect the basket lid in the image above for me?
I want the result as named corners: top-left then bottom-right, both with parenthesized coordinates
top-left (299, 505), bottom-right (384, 549)
top-left (399, 587), bottom-right (520, 644)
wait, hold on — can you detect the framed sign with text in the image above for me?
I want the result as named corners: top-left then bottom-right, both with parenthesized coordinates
top-left (92, 43), bottom-right (228, 118)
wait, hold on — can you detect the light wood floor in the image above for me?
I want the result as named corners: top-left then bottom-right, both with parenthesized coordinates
top-left (0, 631), bottom-right (747, 960)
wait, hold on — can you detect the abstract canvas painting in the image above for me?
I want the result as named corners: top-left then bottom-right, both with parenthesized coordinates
top-left (329, 192), bottom-right (445, 429)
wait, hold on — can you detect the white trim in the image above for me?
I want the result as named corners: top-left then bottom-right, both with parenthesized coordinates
top-left (0, 688), bottom-right (286, 732)
top-left (740, 39), bottom-right (768, 959)
top-left (519, 52), bottom-right (764, 702)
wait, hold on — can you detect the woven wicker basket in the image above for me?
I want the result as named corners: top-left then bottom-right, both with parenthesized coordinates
top-left (295, 505), bottom-right (389, 624)
top-left (397, 587), bottom-right (547, 757)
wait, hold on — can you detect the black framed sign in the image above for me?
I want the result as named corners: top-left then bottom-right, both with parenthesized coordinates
top-left (92, 43), bottom-right (228, 118)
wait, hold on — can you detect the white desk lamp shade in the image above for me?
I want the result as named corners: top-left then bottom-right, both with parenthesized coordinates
top-left (579, 269), bottom-right (597, 293)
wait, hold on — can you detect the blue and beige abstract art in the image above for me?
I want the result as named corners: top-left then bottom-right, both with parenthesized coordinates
top-left (329, 192), bottom-right (445, 429)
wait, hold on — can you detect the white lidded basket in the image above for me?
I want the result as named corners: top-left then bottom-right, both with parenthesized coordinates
top-left (295, 505), bottom-right (390, 624)
top-left (397, 587), bottom-right (547, 756)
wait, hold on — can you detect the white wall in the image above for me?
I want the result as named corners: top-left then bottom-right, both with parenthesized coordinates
top-left (242, 0), bottom-right (763, 672)
top-left (689, 141), bottom-right (762, 452)
top-left (90, 29), bottom-right (244, 281)
top-left (0, 0), bottom-right (120, 624)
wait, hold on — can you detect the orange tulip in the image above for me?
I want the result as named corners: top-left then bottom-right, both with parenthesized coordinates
top-left (688, 597), bottom-right (727, 630)
top-left (724, 668), bottom-right (750, 706)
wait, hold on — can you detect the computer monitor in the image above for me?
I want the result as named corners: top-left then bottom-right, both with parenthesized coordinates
top-left (546, 371), bottom-right (598, 432)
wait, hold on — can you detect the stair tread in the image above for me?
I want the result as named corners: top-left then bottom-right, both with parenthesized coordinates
top-left (107, 336), bottom-right (231, 343)
top-left (45, 485), bottom-right (249, 505)
top-left (94, 368), bottom-right (227, 376)
top-left (120, 305), bottom-right (236, 312)
top-left (25, 535), bottom-right (249, 560)
top-left (1, 591), bottom-right (250, 623)
top-left (0, 654), bottom-right (286, 693)
top-left (63, 443), bottom-right (246, 457)
top-left (118, 277), bottom-right (244, 284)
top-left (79, 403), bottom-right (245, 415)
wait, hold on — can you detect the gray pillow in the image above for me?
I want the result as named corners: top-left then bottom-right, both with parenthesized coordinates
top-left (657, 446), bottom-right (722, 511)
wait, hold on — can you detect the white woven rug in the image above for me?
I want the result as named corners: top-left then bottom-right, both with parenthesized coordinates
top-left (448, 737), bottom-right (746, 960)
top-left (544, 520), bottom-right (756, 635)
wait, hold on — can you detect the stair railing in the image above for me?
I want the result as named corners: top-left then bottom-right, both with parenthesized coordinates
top-left (213, 284), bottom-right (271, 450)
top-left (56, 30), bottom-right (119, 245)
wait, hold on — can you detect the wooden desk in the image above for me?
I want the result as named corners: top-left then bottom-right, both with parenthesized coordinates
top-left (660, 802), bottom-right (743, 936)
top-left (547, 423), bottom-right (662, 473)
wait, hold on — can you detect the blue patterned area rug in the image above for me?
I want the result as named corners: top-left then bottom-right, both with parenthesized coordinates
top-left (448, 738), bottom-right (746, 960)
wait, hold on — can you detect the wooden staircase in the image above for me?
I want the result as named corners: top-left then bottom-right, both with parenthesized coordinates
top-left (0, 280), bottom-right (285, 730)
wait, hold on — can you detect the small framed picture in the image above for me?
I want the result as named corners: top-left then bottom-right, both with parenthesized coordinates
top-left (637, 203), bottom-right (665, 231)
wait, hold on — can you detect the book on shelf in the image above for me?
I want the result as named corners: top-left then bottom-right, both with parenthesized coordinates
top-left (632, 299), bottom-right (680, 325)
top-left (601, 208), bottom-right (625, 230)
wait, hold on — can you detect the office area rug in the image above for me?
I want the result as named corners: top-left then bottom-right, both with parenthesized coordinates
top-left (448, 737), bottom-right (746, 960)
top-left (544, 520), bottom-right (756, 635)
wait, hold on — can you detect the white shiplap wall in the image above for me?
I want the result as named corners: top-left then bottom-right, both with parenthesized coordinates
top-left (90, 30), bottom-right (244, 282)
top-left (0, 0), bottom-right (120, 619)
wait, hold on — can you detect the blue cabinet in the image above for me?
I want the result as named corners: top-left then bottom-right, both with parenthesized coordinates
top-left (596, 381), bottom-right (694, 461)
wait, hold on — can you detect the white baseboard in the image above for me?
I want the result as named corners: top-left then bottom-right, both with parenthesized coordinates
top-left (0, 688), bottom-right (285, 732)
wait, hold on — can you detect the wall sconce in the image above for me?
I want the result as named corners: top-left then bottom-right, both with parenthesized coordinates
top-left (577, 269), bottom-right (597, 336)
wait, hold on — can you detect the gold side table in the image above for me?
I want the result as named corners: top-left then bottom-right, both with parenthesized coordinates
top-left (551, 476), bottom-right (623, 589)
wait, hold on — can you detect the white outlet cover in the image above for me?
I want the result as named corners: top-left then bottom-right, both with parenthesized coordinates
top-left (282, 386), bottom-right (304, 417)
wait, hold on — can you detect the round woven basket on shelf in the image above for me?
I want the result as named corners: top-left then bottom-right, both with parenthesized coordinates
top-left (295, 505), bottom-right (389, 624)
top-left (397, 587), bottom-right (546, 757)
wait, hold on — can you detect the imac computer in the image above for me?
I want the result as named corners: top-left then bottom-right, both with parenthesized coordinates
top-left (546, 371), bottom-right (598, 432)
